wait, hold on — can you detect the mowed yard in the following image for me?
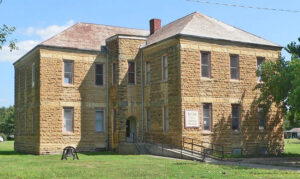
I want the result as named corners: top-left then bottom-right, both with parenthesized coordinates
top-left (0, 141), bottom-right (299, 179)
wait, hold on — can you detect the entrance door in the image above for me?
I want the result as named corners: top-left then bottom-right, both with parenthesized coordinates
top-left (125, 117), bottom-right (137, 142)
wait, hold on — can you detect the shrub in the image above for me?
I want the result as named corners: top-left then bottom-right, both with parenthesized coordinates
top-left (0, 133), bottom-right (7, 141)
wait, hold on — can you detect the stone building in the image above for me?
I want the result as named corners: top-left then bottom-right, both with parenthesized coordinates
top-left (14, 12), bottom-right (284, 155)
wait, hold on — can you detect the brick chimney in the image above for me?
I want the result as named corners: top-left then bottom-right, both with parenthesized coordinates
top-left (150, 19), bottom-right (161, 35)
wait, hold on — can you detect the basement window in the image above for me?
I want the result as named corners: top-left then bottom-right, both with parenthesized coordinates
top-left (95, 63), bottom-right (104, 86)
top-left (63, 60), bottom-right (74, 85)
top-left (230, 55), bottom-right (239, 80)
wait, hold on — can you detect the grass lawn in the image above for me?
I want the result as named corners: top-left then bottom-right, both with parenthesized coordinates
top-left (0, 141), bottom-right (300, 179)
top-left (285, 139), bottom-right (300, 155)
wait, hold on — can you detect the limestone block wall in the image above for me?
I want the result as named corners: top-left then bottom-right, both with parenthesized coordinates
top-left (143, 38), bottom-right (182, 146)
top-left (38, 48), bottom-right (107, 154)
top-left (179, 37), bottom-right (284, 154)
top-left (14, 49), bottom-right (40, 154)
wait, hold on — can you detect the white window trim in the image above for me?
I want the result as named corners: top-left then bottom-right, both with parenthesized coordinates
top-left (63, 60), bottom-right (74, 85)
top-left (95, 109), bottom-right (105, 132)
top-left (95, 63), bottom-right (105, 87)
top-left (230, 55), bottom-right (240, 80)
top-left (200, 52), bottom-right (211, 78)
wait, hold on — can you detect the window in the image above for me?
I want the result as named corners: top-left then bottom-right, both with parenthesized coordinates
top-left (112, 63), bottom-right (116, 85)
top-left (18, 71), bottom-right (21, 93)
top-left (201, 52), bottom-right (211, 78)
top-left (257, 57), bottom-right (265, 82)
top-left (32, 110), bottom-right (35, 134)
top-left (95, 64), bottom-right (104, 86)
top-left (128, 61), bottom-right (135, 84)
top-left (25, 111), bottom-right (27, 133)
top-left (113, 109), bottom-right (117, 132)
top-left (32, 63), bottom-right (35, 87)
top-left (230, 55), bottom-right (239, 80)
top-left (145, 62), bottom-right (150, 84)
top-left (163, 106), bottom-right (169, 133)
top-left (162, 56), bottom-right (168, 81)
top-left (63, 60), bottom-right (73, 85)
top-left (231, 104), bottom-right (240, 131)
top-left (258, 106), bottom-right (265, 130)
top-left (203, 103), bottom-right (212, 131)
top-left (146, 108), bottom-right (150, 132)
top-left (63, 107), bottom-right (74, 132)
top-left (95, 110), bottom-right (104, 132)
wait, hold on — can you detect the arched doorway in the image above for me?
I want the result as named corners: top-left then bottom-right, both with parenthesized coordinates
top-left (126, 116), bottom-right (137, 142)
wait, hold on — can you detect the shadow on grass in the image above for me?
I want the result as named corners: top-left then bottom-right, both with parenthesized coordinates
top-left (79, 151), bottom-right (120, 156)
top-left (0, 151), bottom-right (28, 156)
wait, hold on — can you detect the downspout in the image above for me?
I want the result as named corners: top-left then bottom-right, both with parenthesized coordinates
top-left (140, 49), bottom-right (144, 142)
top-left (105, 46), bottom-right (110, 150)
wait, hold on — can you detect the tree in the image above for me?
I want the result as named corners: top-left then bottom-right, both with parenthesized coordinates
top-left (0, 106), bottom-right (14, 136)
top-left (255, 38), bottom-right (300, 129)
top-left (0, 0), bottom-right (17, 51)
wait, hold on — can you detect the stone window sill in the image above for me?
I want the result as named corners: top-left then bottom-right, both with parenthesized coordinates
top-left (200, 77), bottom-right (212, 81)
top-left (232, 130), bottom-right (241, 134)
top-left (230, 79), bottom-right (240, 83)
top-left (202, 131), bottom-right (212, 135)
top-left (63, 84), bottom-right (75, 88)
top-left (62, 132), bottom-right (74, 136)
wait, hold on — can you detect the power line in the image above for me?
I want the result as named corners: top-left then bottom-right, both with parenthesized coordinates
top-left (186, 0), bottom-right (300, 13)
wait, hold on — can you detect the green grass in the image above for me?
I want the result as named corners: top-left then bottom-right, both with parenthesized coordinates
top-left (0, 141), bottom-right (299, 179)
top-left (284, 138), bottom-right (300, 156)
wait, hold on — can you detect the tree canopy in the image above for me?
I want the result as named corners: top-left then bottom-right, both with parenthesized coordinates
top-left (0, 106), bottom-right (14, 136)
top-left (256, 38), bottom-right (300, 129)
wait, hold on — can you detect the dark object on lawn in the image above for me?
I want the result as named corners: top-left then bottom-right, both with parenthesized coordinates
top-left (61, 146), bottom-right (79, 160)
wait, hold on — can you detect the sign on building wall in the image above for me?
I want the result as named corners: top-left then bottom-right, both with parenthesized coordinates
top-left (185, 110), bottom-right (199, 128)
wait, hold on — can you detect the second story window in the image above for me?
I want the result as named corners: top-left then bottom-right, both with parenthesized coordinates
top-left (145, 62), bottom-right (150, 84)
top-left (231, 104), bottom-right (240, 131)
top-left (162, 56), bottom-right (168, 81)
top-left (128, 61), bottom-right (135, 84)
top-left (112, 63), bottom-right (116, 85)
top-left (95, 109), bottom-right (104, 132)
top-left (230, 55), bottom-right (239, 80)
top-left (201, 52), bottom-right (211, 78)
top-left (32, 63), bottom-right (35, 87)
top-left (95, 64), bottom-right (104, 86)
top-left (257, 57), bottom-right (265, 82)
top-left (64, 60), bottom-right (74, 85)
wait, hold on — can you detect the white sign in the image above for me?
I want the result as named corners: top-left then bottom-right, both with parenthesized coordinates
top-left (185, 110), bottom-right (199, 128)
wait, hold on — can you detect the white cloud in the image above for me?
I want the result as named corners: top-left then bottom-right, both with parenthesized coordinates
top-left (0, 40), bottom-right (39, 62)
top-left (26, 20), bottom-right (75, 40)
top-left (0, 20), bottom-right (75, 63)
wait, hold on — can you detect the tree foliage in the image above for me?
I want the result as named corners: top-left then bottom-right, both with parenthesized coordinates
top-left (0, 24), bottom-right (17, 51)
top-left (0, 106), bottom-right (14, 136)
top-left (255, 38), bottom-right (300, 129)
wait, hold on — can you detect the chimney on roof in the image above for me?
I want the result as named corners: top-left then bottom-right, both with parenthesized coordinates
top-left (150, 18), bottom-right (161, 35)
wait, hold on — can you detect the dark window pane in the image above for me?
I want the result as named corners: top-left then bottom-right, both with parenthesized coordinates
top-left (202, 66), bottom-right (209, 77)
top-left (128, 62), bottom-right (135, 84)
top-left (201, 53), bottom-right (209, 65)
top-left (64, 62), bottom-right (73, 73)
top-left (128, 62), bottom-right (135, 73)
top-left (96, 74), bottom-right (103, 86)
top-left (96, 64), bottom-right (103, 75)
top-left (258, 107), bottom-right (265, 129)
top-left (232, 105), bottom-right (240, 130)
top-left (231, 68), bottom-right (237, 79)
top-left (128, 73), bottom-right (135, 84)
top-left (230, 56), bottom-right (238, 67)
top-left (203, 103), bottom-right (211, 131)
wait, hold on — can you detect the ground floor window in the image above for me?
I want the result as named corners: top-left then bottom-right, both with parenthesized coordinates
top-left (231, 104), bottom-right (240, 131)
top-left (258, 106), bottom-right (266, 130)
top-left (95, 110), bottom-right (104, 132)
top-left (202, 103), bottom-right (212, 131)
top-left (63, 107), bottom-right (74, 133)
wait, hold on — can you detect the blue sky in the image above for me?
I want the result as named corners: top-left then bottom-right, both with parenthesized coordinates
top-left (0, 0), bottom-right (299, 107)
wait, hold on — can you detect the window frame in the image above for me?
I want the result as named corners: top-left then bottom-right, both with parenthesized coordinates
top-left (32, 63), bottom-right (35, 87)
top-left (162, 56), bottom-right (168, 82)
top-left (95, 109), bottom-right (105, 133)
top-left (201, 51), bottom-right (211, 78)
top-left (112, 63), bottom-right (116, 85)
top-left (63, 60), bottom-right (74, 85)
top-left (163, 106), bottom-right (169, 133)
top-left (146, 108), bottom-right (150, 132)
top-left (63, 107), bottom-right (74, 133)
top-left (202, 103), bottom-right (212, 131)
top-left (231, 104), bottom-right (240, 131)
top-left (257, 57), bottom-right (265, 82)
top-left (258, 106), bottom-right (266, 130)
top-left (127, 61), bottom-right (136, 85)
top-left (230, 54), bottom-right (240, 80)
top-left (95, 63), bottom-right (105, 86)
top-left (145, 61), bottom-right (151, 85)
